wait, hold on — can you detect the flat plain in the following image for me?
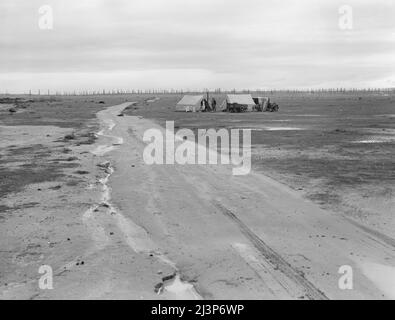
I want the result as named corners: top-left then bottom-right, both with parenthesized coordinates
top-left (1, 92), bottom-right (394, 299)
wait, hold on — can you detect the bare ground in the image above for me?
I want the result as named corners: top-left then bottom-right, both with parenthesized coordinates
top-left (1, 94), bottom-right (395, 299)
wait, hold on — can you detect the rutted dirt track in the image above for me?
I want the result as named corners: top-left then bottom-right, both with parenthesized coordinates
top-left (84, 103), bottom-right (395, 300)
top-left (214, 202), bottom-right (328, 300)
top-left (3, 102), bottom-right (394, 299)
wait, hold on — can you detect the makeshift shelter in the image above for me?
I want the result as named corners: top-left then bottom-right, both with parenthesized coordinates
top-left (253, 97), bottom-right (270, 111)
top-left (175, 95), bottom-right (204, 112)
top-left (218, 94), bottom-right (257, 112)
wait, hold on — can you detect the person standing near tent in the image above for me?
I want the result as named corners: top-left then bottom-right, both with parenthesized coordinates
top-left (201, 98), bottom-right (208, 111)
top-left (211, 98), bottom-right (217, 112)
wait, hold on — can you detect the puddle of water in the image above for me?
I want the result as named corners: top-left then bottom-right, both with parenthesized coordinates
top-left (375, 114), bottom-right (395, 118)
top-left (361, 262), bottom-right (395, 299)
top-left (82, 166), bottom-right (115, 249)
top-left (361, 128), bottom-right (395, 135)
top-left (113, 212), bottom-right (159, 254)
top-left (354, 136), bottom-right (395, 144)
top-left (254, 127), bottom-right (303, 131)
top-left (103, 119), bottom-right (116, 131)
top-left (233, 243), bottom-right (259, 263)
top-left (113, 137), bottom-right (124, 145)
top-left (162, 274), bottom-right (201, 300)
top-left (146, 98), bottom-right (160, 103)
top-left (84, 114), bottom-right (122, 246)
top-left (289, 114), bottom-right (321, 117)
top-left (91, 145), bottom-right (116, 156)
top-left (92, 116), bottom-right (124, 155)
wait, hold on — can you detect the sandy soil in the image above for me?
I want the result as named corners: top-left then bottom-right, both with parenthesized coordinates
top-left (1, 101), bottom-right (395, 300)
top-left (107, 104), bottom-right (395, 300)
top-left (125, 94), bottom-right (395, 241)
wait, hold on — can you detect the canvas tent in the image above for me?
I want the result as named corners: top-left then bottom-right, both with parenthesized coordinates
top-left (254, 97), bottom-right (270, 111)
top-left (218, 94), bottom-right (256, 112)
top-left (175, 95), bottom-right (204, 112)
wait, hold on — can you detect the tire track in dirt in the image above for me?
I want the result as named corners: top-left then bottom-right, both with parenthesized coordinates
top-left (343, 216), bottom-right (395, 249)
top-left (213, 201), bottom-right (328, 300)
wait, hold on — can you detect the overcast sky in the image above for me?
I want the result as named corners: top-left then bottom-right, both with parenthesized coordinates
top-left (0, 0), bottom-right (394, 93)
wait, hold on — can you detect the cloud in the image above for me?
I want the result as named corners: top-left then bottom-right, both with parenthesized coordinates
top-left (0, 0), bottom-right (394, 92)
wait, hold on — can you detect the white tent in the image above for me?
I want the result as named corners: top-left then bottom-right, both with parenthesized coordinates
top-left (218, 94), bottom-right (256, 111)
top-left (255, 97), bottom-right (270, 111)
top-left (175, 95), bottom-right (204, 112)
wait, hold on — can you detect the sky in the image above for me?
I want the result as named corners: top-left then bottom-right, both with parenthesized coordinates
top-left (0, 0), bottom-right (394, 93)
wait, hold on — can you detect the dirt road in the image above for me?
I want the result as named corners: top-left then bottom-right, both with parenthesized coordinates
top-left (4, 102), bottom-right (394, 299)
top-left (79, 102), bottom-right (394, 300)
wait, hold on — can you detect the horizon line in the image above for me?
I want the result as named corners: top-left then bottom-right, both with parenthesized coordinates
top-left (1, 87), bottom-right (395, 96)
